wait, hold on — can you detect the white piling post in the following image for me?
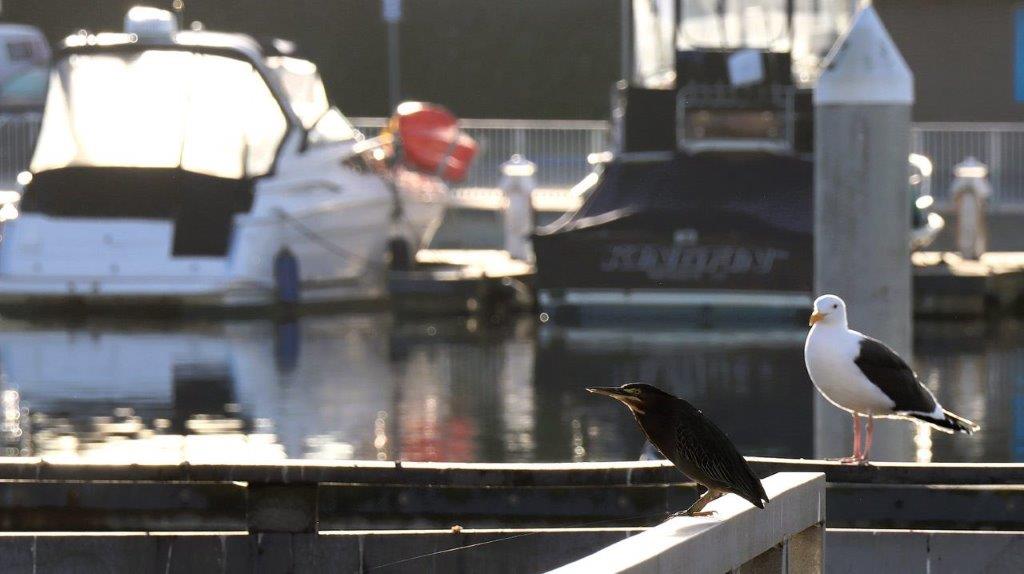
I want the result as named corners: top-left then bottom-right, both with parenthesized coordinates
top-left (814, 5), bottom-right (914, 461)
top-left (500, 155), bottom-right (537, 262)
top-left (950, 157), bottom-right (992, 260)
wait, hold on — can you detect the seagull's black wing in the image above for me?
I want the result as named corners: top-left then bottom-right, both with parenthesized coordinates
top-left (854, 336), bottom-right (979, 433)
top-left (669, 399), bottom-right (768, 508)
top-left (853, 336), bottom-right (937, 414)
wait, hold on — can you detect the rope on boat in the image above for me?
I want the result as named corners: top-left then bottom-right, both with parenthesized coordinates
top-left (272, 208), bottom-right (385, 269)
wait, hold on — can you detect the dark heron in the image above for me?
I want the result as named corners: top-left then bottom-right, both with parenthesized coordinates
top-left (588, 383), bottom-right (768, 515)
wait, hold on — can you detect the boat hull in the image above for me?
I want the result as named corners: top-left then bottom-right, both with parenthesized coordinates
top-left (533, 152), bottom-right (814, 321)
top-left (0, 194), bottom-right (443, 312)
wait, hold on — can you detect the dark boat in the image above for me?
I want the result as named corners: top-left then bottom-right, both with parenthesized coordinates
top-left (534, 2), bottom-right (865, 324)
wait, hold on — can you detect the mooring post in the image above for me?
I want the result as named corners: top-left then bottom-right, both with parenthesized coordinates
top-left (950, 157), bottom-right (992, 260)
top-left (500, 154), bottom-right (537, 262)
top-left (814, 5), bottom-right (915, 461)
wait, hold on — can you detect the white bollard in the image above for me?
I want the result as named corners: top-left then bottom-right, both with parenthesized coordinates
top-left (814, 5), bottom-right (914, 462)
top-left (500, 154), bottom-right (537, 262)
top-left (950, 157), bottom-right (992, 260)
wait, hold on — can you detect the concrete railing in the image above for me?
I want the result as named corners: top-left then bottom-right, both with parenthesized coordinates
top-left (827, 528), bottom-right (1024, 573)
top-left (1, 457), bottom-right (1024, 532)
top-left (548, 472), bottom-right (825, 574)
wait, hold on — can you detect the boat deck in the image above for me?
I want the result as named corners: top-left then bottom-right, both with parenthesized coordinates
top-left (387, 249), bottom-right (534, 315)
top-left (913, 251), bottom-right (1024, 316)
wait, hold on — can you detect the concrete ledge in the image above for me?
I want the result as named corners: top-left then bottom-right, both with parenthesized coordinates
top-left (828, 483), bottom-right (1024, 530)
top-left (2, 459), bottom-right (1023, 531)
top-left (827, 528), bottom-right (1024, 574)
top-left (1, 457), bottom-right (1023, 486)
top-left (547, 472), bottom-right (825, 573)
top-left (0, 528), bottom-right (640, 573)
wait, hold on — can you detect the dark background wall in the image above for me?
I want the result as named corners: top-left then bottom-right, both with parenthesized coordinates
top-left (876, 0), bottom-right (1023, 122)
top-left (2, 0), bottom-right (620, 120)
top-left (4, 1), bottom-right (1023, 122)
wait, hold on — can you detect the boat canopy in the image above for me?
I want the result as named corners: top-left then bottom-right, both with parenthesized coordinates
top-left (633, 0), bottom-right (855, 88)
top-left (30, 48), bottom-right (288, 180)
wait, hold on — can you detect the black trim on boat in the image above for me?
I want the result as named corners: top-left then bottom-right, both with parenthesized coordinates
top-left (20, 167), bottom-right (255, 256)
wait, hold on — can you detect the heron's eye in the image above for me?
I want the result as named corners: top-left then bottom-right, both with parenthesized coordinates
top-left (832, 304), bottom-right (838, 309)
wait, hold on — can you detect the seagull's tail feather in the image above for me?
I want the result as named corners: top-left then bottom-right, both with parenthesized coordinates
top-left (908, 410), bottom-right (980, 434)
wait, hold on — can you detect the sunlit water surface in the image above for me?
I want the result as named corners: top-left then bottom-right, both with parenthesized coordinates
top-left (0, 314), bottom-right (1018, 464)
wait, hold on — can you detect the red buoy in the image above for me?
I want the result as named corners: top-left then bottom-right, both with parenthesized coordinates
top-left (386, 102), bottom-right (478, 182)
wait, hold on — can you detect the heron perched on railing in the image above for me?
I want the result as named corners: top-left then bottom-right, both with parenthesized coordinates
top-left (587, 383), bottom-right (769, 515)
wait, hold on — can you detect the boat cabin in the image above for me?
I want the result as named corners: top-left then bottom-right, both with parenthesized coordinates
top-left (20, 9), bottom-right (357, 257)
top-left (616, 0), bottom-right (853, 155)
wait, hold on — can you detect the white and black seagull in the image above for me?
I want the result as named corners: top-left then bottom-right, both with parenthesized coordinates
top-left (804, 294), bottom-right (978, 463)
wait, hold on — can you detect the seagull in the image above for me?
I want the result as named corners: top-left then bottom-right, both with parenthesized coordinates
top-left (804, 294), bottom-right (979, 463)
top-left (588, 383), bottom-right (768, 515)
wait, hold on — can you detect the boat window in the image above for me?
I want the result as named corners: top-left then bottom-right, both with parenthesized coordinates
top-left (676, 0), bottom-right (853, 85)
top-left (30, 50), bottom-right (288, 179)
top-left (0, 67), bottom-right (48, 108)
top-left (307, 107), bottom-right (359, 147)
top-left (6, 41), bottom-right (36, 62)
top-left (633, 0), bottom-right (677, 88)
top-left (266, 56), bottom-right (330, 130)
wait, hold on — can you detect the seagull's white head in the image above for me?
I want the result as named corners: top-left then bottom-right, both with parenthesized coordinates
top-left (809, 294), bottom-right (847, 328)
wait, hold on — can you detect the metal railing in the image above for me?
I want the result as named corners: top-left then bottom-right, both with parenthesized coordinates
top-left (912, 123), bottom-right (1024, 205)
top-left (354, 118), bottom-right (1024, 207)
top-left (350, 117), bottom-right (609, 190)
top-left (7, 114), bottom-right (1024, 206)
top-left (0, 112), bottom-right (41, 187)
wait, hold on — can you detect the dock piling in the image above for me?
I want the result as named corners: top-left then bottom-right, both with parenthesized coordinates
top-left (813, 4), bottom-right (915, 461)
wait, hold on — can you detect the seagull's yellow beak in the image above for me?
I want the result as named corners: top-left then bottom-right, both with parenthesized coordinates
top-left (808, 311), bottom-right (826, 326)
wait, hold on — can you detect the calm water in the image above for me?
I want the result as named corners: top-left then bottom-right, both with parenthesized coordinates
top-left (0, 313), bottom-right (1020, 463)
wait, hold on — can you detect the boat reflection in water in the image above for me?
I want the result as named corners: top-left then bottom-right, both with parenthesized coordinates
top-left (0, 315), bottom-right (1018, 463)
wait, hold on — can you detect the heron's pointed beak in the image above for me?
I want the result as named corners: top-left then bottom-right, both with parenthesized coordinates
top-left (586, 387), bottom-right (628, 398)
top-left (587, 386), bottom-right (645, 413)
top-left (809, 311), bottom-right (826, 326)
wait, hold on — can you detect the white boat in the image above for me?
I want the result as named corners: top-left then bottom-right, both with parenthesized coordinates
top-left (0, 8), bottom-right (455, 310)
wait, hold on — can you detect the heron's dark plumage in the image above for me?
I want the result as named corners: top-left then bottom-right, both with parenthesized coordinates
top-left (590, 383), bottom-right (768, 510)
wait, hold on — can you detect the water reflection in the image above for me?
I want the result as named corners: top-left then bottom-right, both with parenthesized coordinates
top-left (0, 315), bottom-right (1021, 463)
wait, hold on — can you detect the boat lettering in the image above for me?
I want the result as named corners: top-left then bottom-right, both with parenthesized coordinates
top-left (600, 244), bottom-right (789, 280)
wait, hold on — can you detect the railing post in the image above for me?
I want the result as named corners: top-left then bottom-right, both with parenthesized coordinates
top-left (743, 543), bottom-right (784, 573)
top-left (589, 127), bottom-right (602, 154)
top-left (989, 130), bottom-right (1002, 202)
top-left (910, 126), bottom-right (923, 155)
top-left (787, 523), bottom-right (825, 573)
top-left (514, 127), bottom-right (526, 155)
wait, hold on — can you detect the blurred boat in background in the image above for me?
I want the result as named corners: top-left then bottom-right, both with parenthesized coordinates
top-left (0, 7), bottom-right (475, 313)
top-left (534, 0), bottom-right (942, 325)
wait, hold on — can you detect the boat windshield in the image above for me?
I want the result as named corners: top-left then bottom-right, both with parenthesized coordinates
top-left (265, 56), bottom-right (330, 130)
top-left (31, 49), bottom-right (288, 179)
top-left (633, 0), bottom-right (854, 87)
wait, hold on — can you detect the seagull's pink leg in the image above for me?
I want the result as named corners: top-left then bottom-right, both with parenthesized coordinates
top-left (859, 416), bottom-right (874, 463)
top-left (840, 413), bottom-right (861, 464)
